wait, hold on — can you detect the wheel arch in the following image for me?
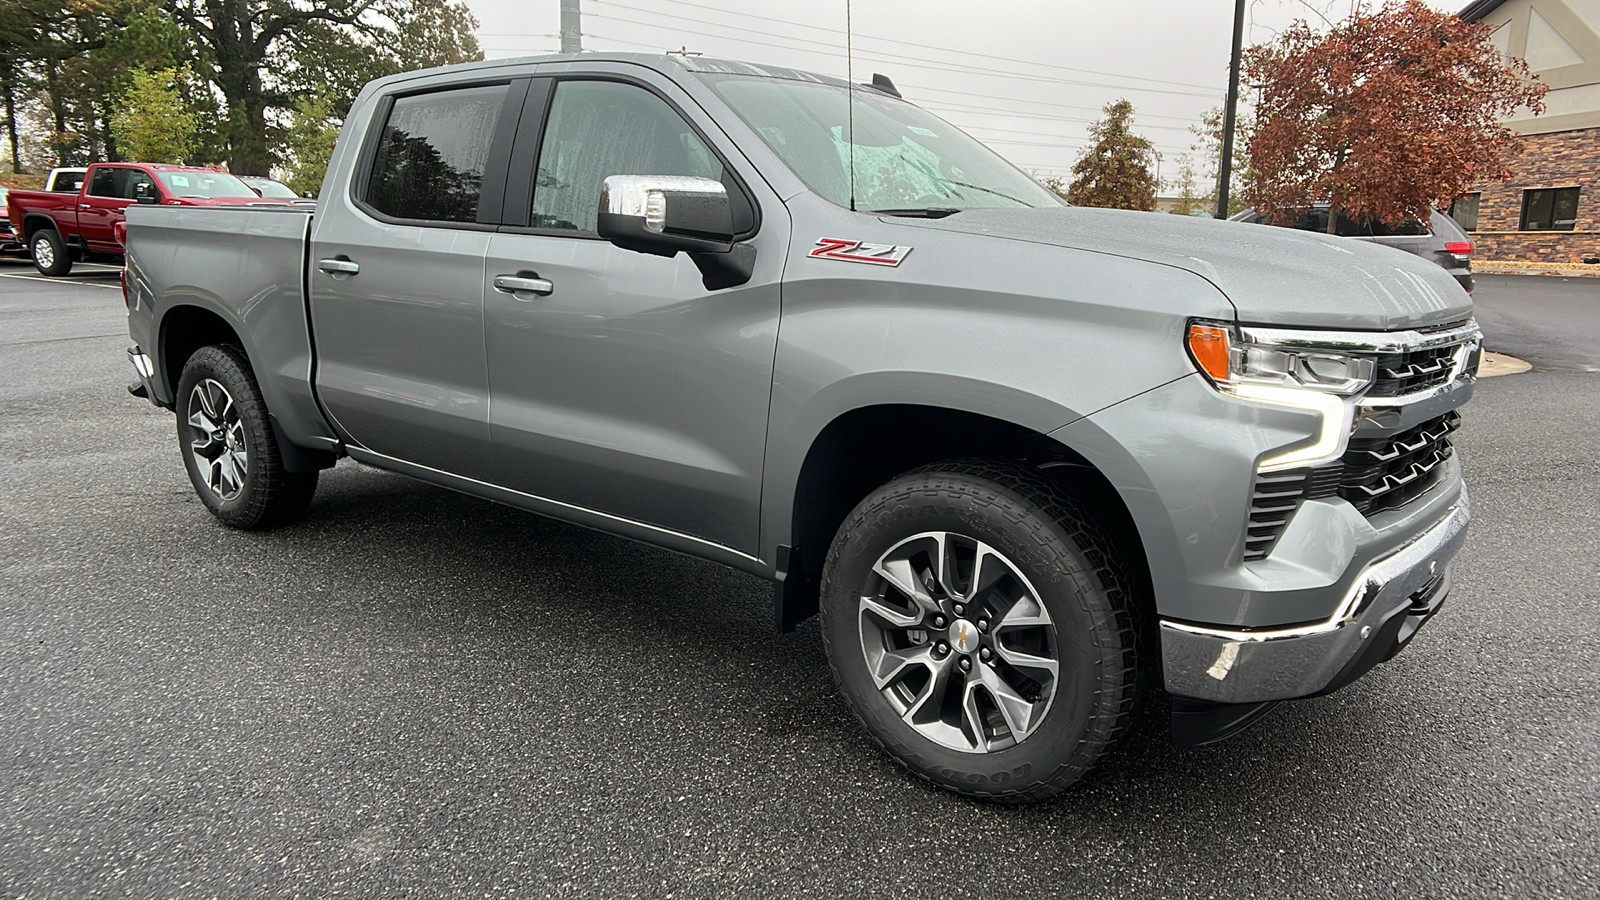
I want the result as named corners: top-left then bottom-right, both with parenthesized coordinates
top-left (159, 302), bottom-right (248, 404)
top-left (769, 399), bottom-right (1152, 641)
top-left (21, 213), bottom-right (59, 243)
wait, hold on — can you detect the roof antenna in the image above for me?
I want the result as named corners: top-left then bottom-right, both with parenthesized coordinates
top-left (846, 0), bottom-right (856, 212)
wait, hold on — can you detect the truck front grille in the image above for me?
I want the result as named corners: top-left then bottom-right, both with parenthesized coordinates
top-left (1365, 345), bottom-right (1460, 397)
top-left (1242, 413), bottom-right (1459, 561)
top-left (1336, 411), bottom-right (1460, 515)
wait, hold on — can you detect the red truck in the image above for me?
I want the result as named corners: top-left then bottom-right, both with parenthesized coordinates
top-left (5, 162), bottom-right (290, 276)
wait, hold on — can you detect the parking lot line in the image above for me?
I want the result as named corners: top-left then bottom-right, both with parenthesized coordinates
top-left (0, 272), bottom-right (120, 288)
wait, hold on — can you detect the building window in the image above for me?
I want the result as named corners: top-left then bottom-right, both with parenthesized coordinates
top-left (1449, 193), bottom-right (1480, 231)
top-left (1520, 187), bottom-right (1580, 231)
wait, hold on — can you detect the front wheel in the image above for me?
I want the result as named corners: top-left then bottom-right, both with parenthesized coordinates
top-left (820, 461), bottom-right (1141, 803)
top-left (176, 345), bottom-right (317, 529)
top-left (30, 229), bottom-right (71, 276)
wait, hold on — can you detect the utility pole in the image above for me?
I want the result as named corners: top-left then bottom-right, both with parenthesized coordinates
top-left (1216, 0), bottom-right (1245, 220)
top-left (560, 0), bottom-right (583, 54)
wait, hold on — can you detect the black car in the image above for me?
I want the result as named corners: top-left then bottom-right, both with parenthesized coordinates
top-left (1232, 205), bottom-right (1474, 293)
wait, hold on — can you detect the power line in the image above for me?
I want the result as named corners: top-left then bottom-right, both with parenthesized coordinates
top-left (572, 8), bottom-right (1224, 100)
top-left (593, 0), bottom-right (1227, 92)
top-left (899, 84), bottom-right (1205, 122)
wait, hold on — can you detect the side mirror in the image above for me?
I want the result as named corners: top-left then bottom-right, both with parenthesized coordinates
top-left (133, 183), bottom-right (159, 205)
top-left (597, 175), bottom-right (735, 257)
top-left (302, 191), bottom-right (314, 199)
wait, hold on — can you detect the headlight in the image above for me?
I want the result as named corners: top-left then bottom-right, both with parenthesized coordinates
top-left (1186, 322), bottom-right (1374, 395)
top-left (1187, 321), bottom-right (1371, 472)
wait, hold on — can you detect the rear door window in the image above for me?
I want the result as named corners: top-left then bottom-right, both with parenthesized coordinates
top-left (365, 84), bottom-right (511, 224)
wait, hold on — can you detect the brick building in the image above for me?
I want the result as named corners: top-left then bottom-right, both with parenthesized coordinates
top-left (1456, 0), bottom-right (1600, 263)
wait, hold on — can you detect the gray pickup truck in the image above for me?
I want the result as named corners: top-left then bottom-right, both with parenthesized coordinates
top-left (123, 54), bottom-right (1478, 803)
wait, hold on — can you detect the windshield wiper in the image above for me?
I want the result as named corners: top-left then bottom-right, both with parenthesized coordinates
top-left (870, 207), bottom-right (962, 218)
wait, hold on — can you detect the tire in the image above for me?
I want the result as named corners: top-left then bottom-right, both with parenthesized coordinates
top-left (176, 344), bottom-right (317, 529)
top-left (820, 460), bottom-right (1141, 803)
top-left (30, 228), bottom-right (71, 276)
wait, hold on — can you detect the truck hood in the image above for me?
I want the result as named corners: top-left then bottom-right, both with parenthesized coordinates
top-left (895, 206), bottom-right (1473, 330)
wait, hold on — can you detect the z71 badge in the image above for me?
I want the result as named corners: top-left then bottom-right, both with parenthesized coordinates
top-left (809, 237), bottom-right (912, 267)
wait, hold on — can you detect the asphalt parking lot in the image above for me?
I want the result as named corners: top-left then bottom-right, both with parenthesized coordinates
top-left (2, 263), bottom-right (1597, 899)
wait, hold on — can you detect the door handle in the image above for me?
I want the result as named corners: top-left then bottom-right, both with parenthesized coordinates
top-left (79, 203), bottom-right (92, 209)
top-left (492, 273), bottom-right (554, 298)
top-left (317, 257), bottom-right (360, 277)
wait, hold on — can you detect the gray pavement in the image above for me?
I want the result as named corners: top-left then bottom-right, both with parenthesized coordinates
top-left (1, 261), bottom-right (1596, 898)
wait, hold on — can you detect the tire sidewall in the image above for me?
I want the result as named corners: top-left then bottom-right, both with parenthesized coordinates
top-left (821, 473), bottom-right (1120, 798)
top-left (176, 347), bottom-right (274, 527)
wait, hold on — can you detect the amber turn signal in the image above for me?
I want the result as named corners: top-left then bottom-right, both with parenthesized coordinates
top-left (1187, 323), bottom-right (1233, 383)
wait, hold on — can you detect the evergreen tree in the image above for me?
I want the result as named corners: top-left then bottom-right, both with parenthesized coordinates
top-left (1065, 99), bottom-right (1157, 211)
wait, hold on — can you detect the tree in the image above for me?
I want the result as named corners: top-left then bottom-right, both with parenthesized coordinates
top-left (1171, 153), bottom-right (1201, 216)
top-left (1190, 106), bottom-right (1252, 216)
top-left (281, 94), bottom-right (338, 196)
top-left (1242, 0), bottom-right (1548, 230)
top-left (110, 66), bottom-right (196, 162)
top-left (1064, 99), bottom-right (1157, 211)
top-left (165, 0), bottom-right (483, 175)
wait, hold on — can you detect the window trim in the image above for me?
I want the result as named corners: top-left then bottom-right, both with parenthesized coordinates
top-left (350, 78), bottom-right (526, 232)
top-left (87, 166), bottom-right (129, 200)
top-left (501, 72), bottom-right (762, 242)
top-left (1519, 185), bottom-right (1580, 232)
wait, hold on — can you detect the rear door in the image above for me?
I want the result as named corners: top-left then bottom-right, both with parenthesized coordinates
top-left (307, 78), bottom-right (526, 479)
top-left (480, 69), bottom-right (786, 556)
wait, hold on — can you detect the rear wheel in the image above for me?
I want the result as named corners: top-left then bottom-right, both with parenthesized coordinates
top-left (820, 461), bottom-right (1141, 803)
top-left (30, 229), bottom-right (71, 276)
top-left (176, 345), bottom-right (317, 529)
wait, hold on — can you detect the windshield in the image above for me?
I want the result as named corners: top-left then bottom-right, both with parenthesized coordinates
top-left (156, 170), bottom-right (258, 199)
top-left (245, 178), bottom-right (299, 199)
top-left (710, 76), bottom-right (1061, 213)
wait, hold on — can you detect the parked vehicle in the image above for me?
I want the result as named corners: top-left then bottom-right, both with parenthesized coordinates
top-left (1232, 205), bottom-right (1475, 293)
top-left (6, 162), bottom-right (291, 275)
top-left (123, 54), bottom-right (1479, 803)
top-left (0, 187), bottom-right (20, 255)
top-left (44, 167), bottom-right (88, 193)
top-left (238, 175), bottom-right (304, 200)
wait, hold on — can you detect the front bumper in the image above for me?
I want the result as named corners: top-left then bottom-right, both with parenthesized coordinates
top-left (1160, 488), bottom-right (1468, 706)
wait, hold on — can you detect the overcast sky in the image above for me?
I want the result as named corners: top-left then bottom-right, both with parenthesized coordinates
top-left (466, 0), bottom-right (1461, 184)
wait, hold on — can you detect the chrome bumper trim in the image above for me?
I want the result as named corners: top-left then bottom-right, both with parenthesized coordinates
top-left (1160, 489), bottom-right (1470, 703)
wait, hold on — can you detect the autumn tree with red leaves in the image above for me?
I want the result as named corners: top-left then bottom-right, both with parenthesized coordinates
top-left (1242, 0), bottom-right (1548, 230)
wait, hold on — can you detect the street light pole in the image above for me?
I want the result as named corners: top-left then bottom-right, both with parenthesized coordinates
top-left (1216, 0), bottom-right (1246, 220)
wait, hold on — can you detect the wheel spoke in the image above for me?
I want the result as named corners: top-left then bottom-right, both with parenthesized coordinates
top-left (867, 643), bottom-right (936, 689)
top-left (996, 593), bottom-right (1050, 630)
top-left (996, 644), bottom-right (1058, 681)
top-left (962, 542), bottom-right (1012, 602)
top-left (871, 549), bottom-right (941, 618)
top-left (902, 651), bottom-right (957, 726)
top-left (860, 595), bottom-right (922, 630)
top-left (960, 677), bottom-right (992, 752)
top-left (976, 661), bottom-right (1044, 741)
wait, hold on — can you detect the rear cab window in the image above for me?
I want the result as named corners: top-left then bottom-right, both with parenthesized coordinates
top-left (363, 83), bottom-right (511, 223)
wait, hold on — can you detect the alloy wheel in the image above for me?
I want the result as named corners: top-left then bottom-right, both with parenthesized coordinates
top-left (186, 378), bottom-right (248, 502)
top-left (858, 531), bottom-right (1061, 753)
top-left (32, 235), bottom-right (54, 269)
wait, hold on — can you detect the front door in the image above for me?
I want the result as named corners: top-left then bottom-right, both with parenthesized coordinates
top-left (483, 75), bottom-right (786, 555)
top-left (308, 80), bottom-right (522, 478)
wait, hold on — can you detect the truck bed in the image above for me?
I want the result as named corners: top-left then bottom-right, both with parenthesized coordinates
top-left (123, 204), bottom-right (336, 454)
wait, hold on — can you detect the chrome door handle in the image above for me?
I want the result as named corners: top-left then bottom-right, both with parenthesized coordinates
top-left (493, 274), bottom-right (554, 298)
top-left (317, 258), bottom-right (360, 276)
